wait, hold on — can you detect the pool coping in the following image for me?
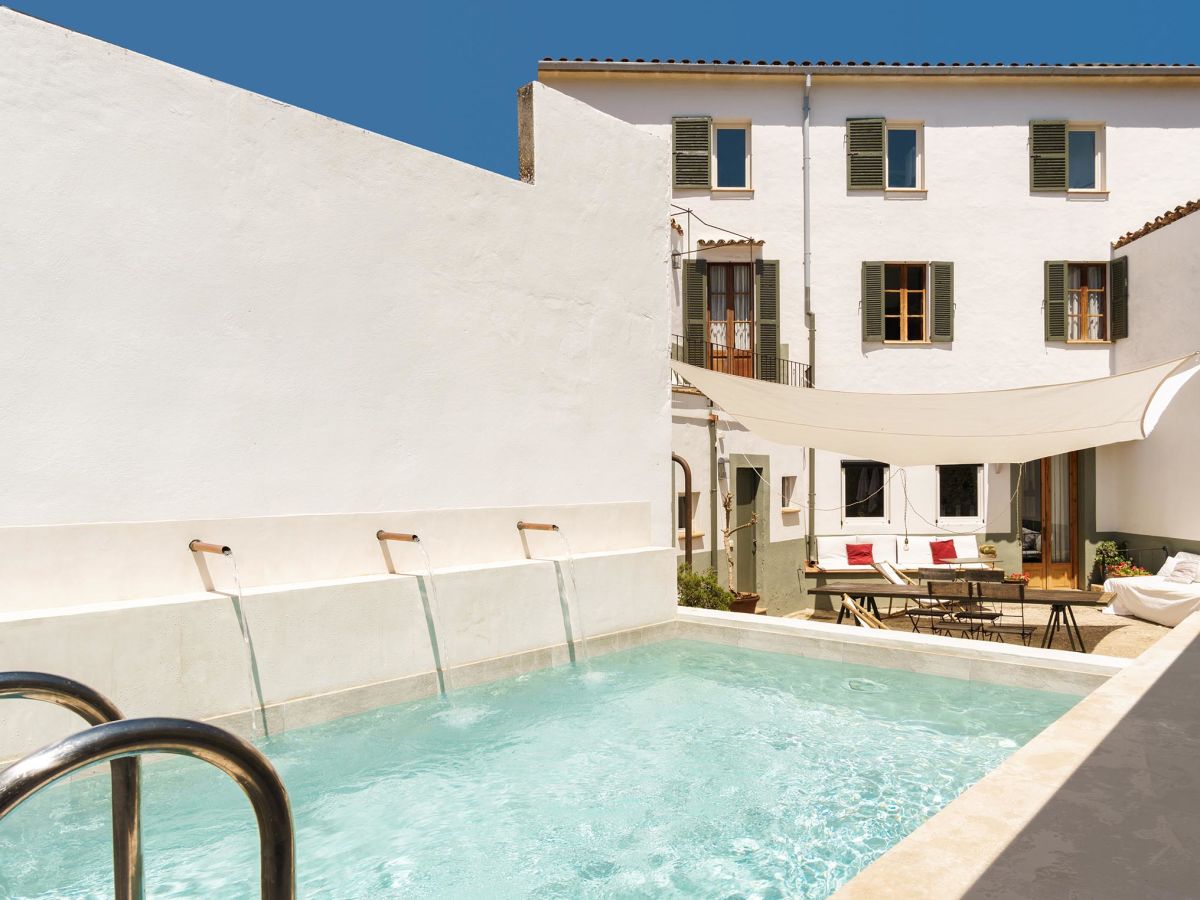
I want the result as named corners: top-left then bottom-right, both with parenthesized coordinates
top-left (833, 609), bottom-right (1200, 899)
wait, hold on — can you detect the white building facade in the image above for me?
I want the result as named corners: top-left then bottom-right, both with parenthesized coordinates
top-left (541, 59), bottom-right (1200, 608)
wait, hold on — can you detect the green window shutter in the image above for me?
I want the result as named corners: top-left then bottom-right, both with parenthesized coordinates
top-left (1044, 261), bottom-right (1068, 341)
top-left (1110, 255), bottom-right (1129, 340)
top-left (846, 118), bottom-right (885, 190)
top-left (929, 261), bottom-right (955, 342)
top-left (755, 259), bottom-right (781, 382)
top-left (861, 262), bottom-right (885, 341)
top-left (1030, 121), bottom-right (1068, 192)
top-left (683, 259), bottom-right (708, 365)
top-left (672, 116), bottom-right (712, 189)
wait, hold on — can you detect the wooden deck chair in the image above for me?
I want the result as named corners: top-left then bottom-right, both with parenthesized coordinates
top-left (842, 594), bottom-right (890, 630)
top-left (873, 560), bottom-right (916, 617)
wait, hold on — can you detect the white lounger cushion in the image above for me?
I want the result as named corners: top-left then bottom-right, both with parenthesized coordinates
top-left (896, 535), bottom-right (984, 569)
top-left (1106, 575), bottom-right (1200, 627)
top-left (815, 534), bottom-right (898, 570)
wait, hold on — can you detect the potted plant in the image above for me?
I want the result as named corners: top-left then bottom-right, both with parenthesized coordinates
top-left (677, 564), bottom-right (734, 611)
top-left (721, 491), bottom-right (760, 614)
top-left (1092, 540), bottom-right (1128, 584)
top-left (1004, 572), bottom-right (1030, 584)
top-left (1105, 560), bottom-right (1152, 579)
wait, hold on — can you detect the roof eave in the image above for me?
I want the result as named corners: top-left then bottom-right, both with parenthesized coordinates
top-left (538, 60), bottom-right (1200, 78)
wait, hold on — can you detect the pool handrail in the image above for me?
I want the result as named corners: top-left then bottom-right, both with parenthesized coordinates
top-left (0, 671), bottom-right (144, 900)
top-left (0, 716), bottom-right (295, 900)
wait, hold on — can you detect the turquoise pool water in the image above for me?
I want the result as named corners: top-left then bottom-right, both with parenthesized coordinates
top-left (0, 640), bottom-right (1077, 898)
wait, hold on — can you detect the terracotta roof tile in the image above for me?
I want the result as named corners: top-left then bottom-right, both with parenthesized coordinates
top-left (1113, 200), bottom-right (1200, 249)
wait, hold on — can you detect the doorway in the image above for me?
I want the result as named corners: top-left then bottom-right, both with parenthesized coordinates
top-left (1020, 452), bottom-right (1079, 589)
top-left (707, 262), bottom-right (754, 378)
top-left (734, 466), bottom-right (761, 594)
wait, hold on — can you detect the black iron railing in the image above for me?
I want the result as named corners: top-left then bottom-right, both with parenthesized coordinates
top-left (670, 335), bottom-right (812, 388)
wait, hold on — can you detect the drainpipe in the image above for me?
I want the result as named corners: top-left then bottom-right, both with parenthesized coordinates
top-left (708, 407), bottom-right (720, 572)
top-left (802, 72), bottom-right (817, 564)
top-left (672, 453), bottom-right (693, 567)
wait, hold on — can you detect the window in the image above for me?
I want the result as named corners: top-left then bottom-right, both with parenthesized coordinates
top-left (884, 263), bottom-right (927, 342)
top-left (1067, 263), bottom-right (1107, 341)
top-left (781, 475), bottom-right (797, 510)
top-left (1067, 126), bottom-right (1100, 190)
top-left (885, 124), bottom-right (922, 189)
top-left (714, 124), bottom-right (750, 189)
top-left (938, 465), bottom-right (983, 520)
top-left (843, 461), bottom-right (888, 519)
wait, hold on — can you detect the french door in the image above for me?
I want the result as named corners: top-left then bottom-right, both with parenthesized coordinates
top-left (1021, 452), bottom-right (1079, 589)
top-left (707, 262), bottom-right (754, 377)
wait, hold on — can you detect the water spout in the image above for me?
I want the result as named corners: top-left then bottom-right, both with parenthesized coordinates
top-left (377, 530), bottom-right (451, 696)
top-left (518, 522), bottom-right (589, 666)
top-left (189, 540), bottom-right (269, 740)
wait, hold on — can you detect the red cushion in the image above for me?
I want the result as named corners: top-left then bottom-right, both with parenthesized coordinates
top-left (930, 539), bottom-right (957, 565)
top-left (846, 543), bottom-right (875, 566)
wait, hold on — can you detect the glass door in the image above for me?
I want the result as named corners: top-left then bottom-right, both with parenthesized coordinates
top-left (1021, 453), bottom-right (1079, 589)
top-left (707, 263), bottom-right (754, 378)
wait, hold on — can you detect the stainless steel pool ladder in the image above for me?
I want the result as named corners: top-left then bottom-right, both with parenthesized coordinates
top-left (0, 674), bottom-right (295, 899)
top-left (0, 671), bottom-right (143, 899)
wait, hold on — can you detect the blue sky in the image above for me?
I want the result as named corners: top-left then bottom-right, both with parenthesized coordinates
top-left (12, 0), bottom-right (1197, 177)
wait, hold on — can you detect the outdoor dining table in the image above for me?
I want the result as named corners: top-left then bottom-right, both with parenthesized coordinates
top-left (809, 581), bottom-right (1113, 653)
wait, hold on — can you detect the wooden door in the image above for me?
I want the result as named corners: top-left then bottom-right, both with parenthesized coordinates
top-left (707, 262), bottom-right (754, 377)
top-left (1021, 453), bottom-right (1079, 589)
top-left (734, 467), bottom-right (760, 594)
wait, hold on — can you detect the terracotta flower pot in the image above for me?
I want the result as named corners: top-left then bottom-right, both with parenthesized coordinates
top-left (730, 592), bottom-right (760, 614)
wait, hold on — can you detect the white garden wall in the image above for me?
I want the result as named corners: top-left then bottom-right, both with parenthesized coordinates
top-left (0, 11), bottom-right (678, 753)
top-left (1096, 209), bottom-right (1200, 541)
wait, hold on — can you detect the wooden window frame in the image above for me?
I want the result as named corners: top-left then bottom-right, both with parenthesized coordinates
top-left (1066, 123), bottom-right (1105, 193)
top-left (712, 121), bottom-right (752, 191)
top-left (1066, 261), bottom-right (1108, 344)
top-left (883, 262), bottom-right (928, 344)
top-left (841, 460), bottom-right (890, 523)
top-left (936, 463), bottom-right (985, 525)
top-left (884, 122), bottom-right (924, 191)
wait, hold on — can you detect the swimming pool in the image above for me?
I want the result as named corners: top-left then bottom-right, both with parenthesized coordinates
top-left (0, 639), bottom-right (1077, 898)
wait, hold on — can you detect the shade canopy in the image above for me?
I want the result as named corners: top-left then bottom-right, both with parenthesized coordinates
top-left (670, 354), bottom-right (1200, 466)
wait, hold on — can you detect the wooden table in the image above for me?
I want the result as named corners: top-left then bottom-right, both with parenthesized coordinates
top-left (809, 582), bottom-right (1112, 653)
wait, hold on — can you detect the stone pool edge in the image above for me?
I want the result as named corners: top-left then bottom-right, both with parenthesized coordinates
top-left (833, 608), bottom-right (1200, 899)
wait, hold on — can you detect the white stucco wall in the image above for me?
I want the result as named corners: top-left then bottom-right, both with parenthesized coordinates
top-left (0, 12), bottom-right (680, 751)
top-left (544, 70), bottom-right (1200, 542)
top-left (0, 11), bottom-right (671, 542)
top-left (1096, 210), bottom-right (1200, 540)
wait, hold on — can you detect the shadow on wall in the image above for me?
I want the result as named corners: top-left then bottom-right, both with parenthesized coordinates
top-left (962, 631), bottom-right (1200, 898)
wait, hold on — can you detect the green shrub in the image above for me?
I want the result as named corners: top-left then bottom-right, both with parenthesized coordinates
top-left (677, 565), bottom-right (734, 611)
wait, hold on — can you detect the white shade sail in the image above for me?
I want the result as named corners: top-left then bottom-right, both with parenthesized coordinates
top-left (670, 354), bottom-right (1200, 466)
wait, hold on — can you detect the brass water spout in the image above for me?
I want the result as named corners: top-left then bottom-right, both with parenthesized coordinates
top-left (189, 540), bottom-right (231, 556)
top-left (377, 531), bottom-right (420, 543)
top-left (517, 521), bottom-right (558, 532)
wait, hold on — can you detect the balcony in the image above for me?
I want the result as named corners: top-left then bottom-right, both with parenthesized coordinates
top-left (670, 335), bottom-right (812, 389)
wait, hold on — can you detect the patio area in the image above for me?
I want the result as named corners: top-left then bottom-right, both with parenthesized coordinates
top-left (787, 602), bottom-right (1170, 659)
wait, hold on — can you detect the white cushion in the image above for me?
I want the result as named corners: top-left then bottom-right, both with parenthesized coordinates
top-left (1157, 555), bottom-right (1178, 577)
top-left (1175, 551), bottom-right (1200, 583)
top-left (815, 534), bottom-right (897, 570)
top-left (1166, 558), bottom-right (1199, 584)
top-left (853, 535), bottom-right (898, 564)
top-left (897, 536), bottom-right (937, 568)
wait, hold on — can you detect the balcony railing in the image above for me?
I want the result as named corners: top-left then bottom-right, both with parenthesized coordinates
top-left (670, 335), bottom-right (812, 388)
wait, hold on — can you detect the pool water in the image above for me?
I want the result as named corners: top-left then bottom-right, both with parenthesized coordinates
top-left (0, 640), bottom-right (1077, 898)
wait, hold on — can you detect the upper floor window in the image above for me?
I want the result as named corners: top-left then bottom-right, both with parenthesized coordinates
top-left (886, 124), bottom-right (923, 189)
top-left (884, 263), bottom-right (927, 342)
top-left (1030, 121), bottom-right (1105, 193)
top-left (714, 124), bottom-right (750, 189)
top-left (847, 118), bottom-right (924, 191)
top-left (1067, 263), bottom-right (1106, 341)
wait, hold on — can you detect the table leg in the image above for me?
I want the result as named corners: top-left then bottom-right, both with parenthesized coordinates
top-left (1041, 605), bottom-right (1062, 649)
top-left (835, 603), bottom-right (846, 625)
top-left (866, 597), bottom-right (882, 620)
top-left (1064, 604), bottom-right (1088, 653)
